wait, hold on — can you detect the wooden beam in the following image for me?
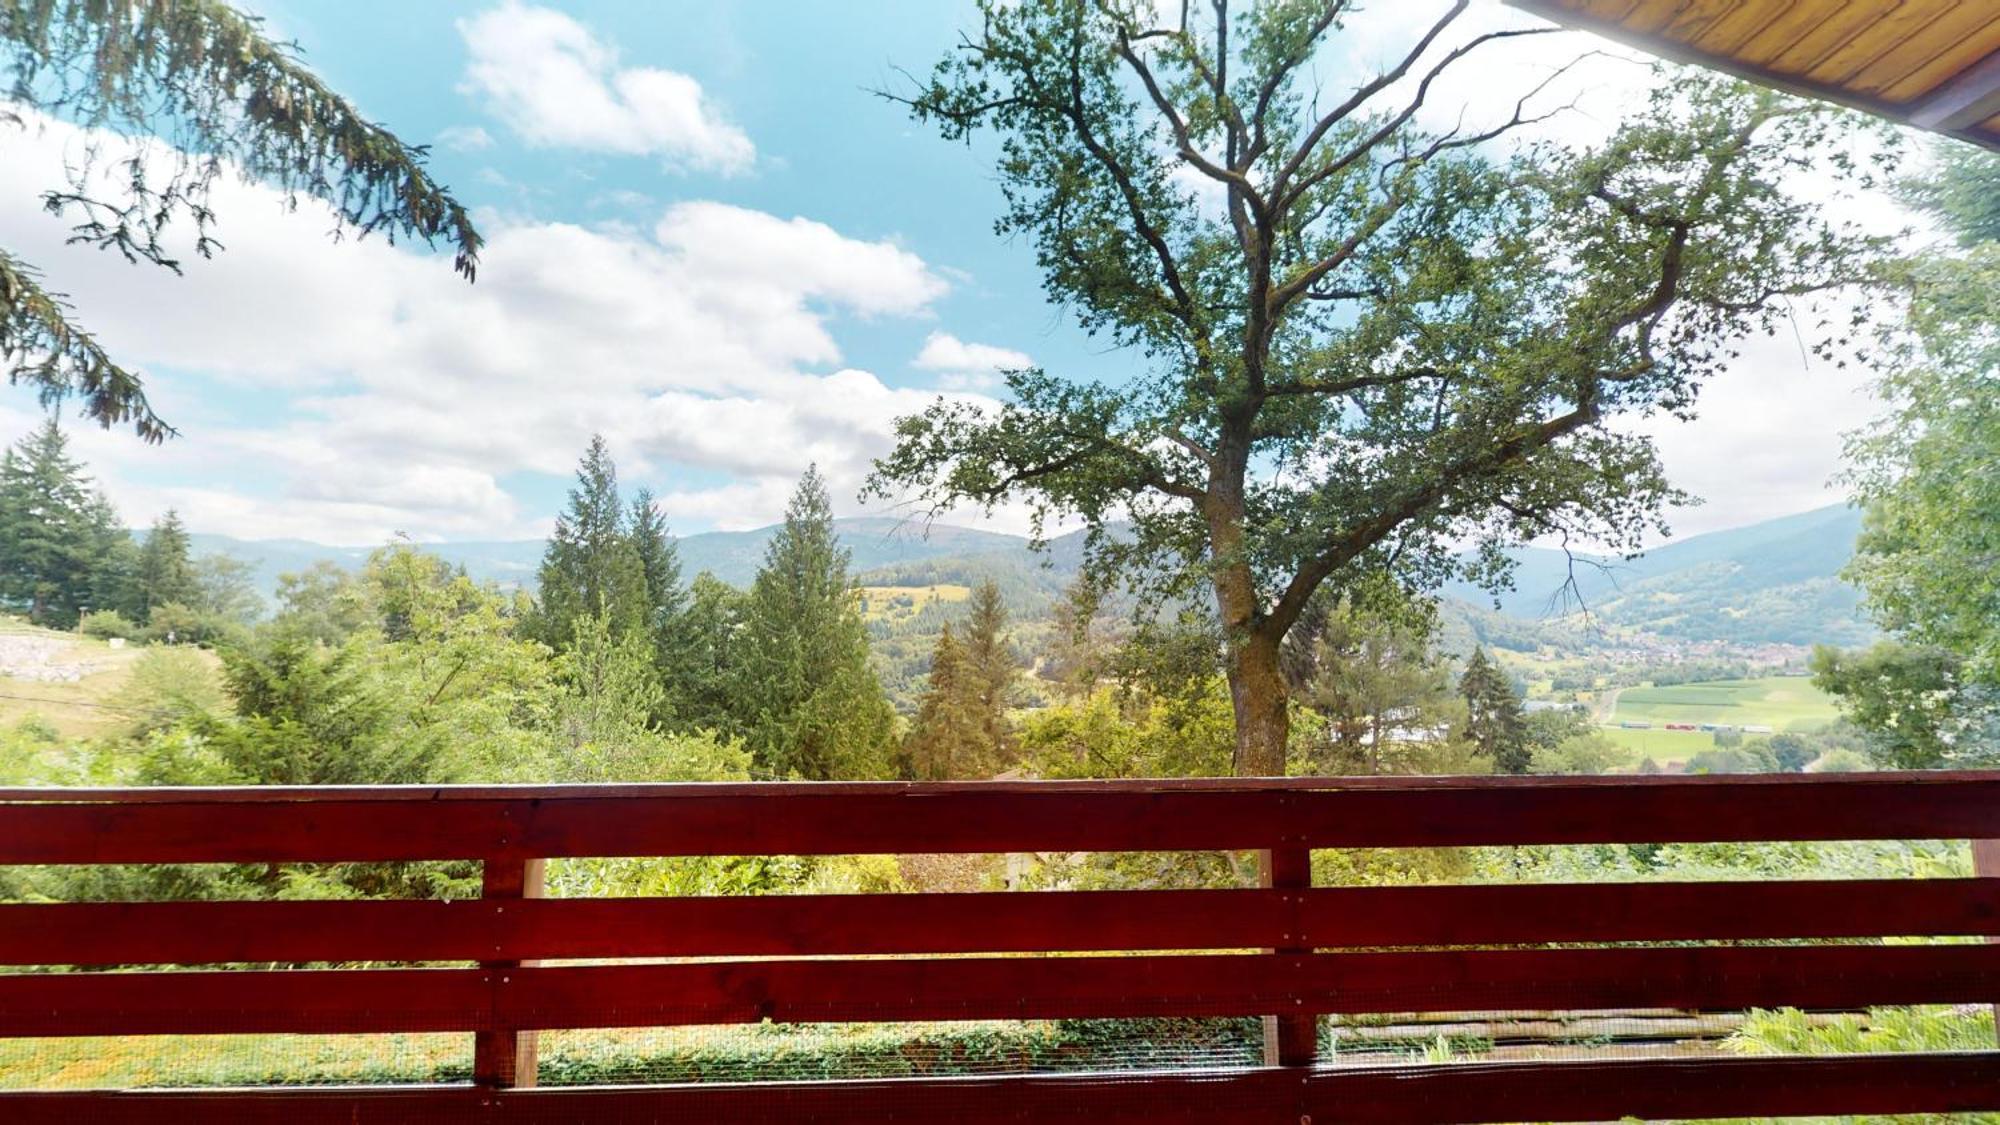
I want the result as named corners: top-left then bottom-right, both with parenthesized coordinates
top-left (5, 944), bottom-right (1997, 1037)
top-left (1260, 846), bottom-right (1316, 1066)
top-left (8, 773), bottom-right (2000, 863)
top-left (1909, 48), bottom-right (2000, 131)
top-left (472, 857), bottom-right (544, 1089)
top-left (12, 877), bottom-right (2000, 966)
top-left (2, 1053), bottom-right (1998, 1123)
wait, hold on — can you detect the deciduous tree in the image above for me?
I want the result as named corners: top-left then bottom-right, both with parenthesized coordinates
top-left (869, 0), bottom-right (1879, 774)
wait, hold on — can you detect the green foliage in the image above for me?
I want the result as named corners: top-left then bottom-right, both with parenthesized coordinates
top-left (1810, 642), bottom-right (1995, 769)
top-left (113, 645), bottom-right (224, 734)
top-left (1, 0), bottom-right (479, 438)
top-left (902, 625), bottom-right (984, 780)
top-left (1829, 147), bottom-right (2000, 771)
top-left (1812, 747), bottom-right (1873, 773)
top-left (1899, 143), bottom-right (2000, 247)
top-left (1845, 242), bottom-right (2000, 691)
top-left (1459, 647), bottom-right (1529, 774)
top-left (1528, 727), bottom-right (1622, 776)
top-left (1019, 683), bottom-right (1235, 782)
top-left (1730, 1005), bottom-right (1995, 1057)
top-left (670, 571), bottom-right (749, 736)
top-left (869, 1), bottom-right (1883, 772)
top-left (899, 580), bottom-right (1023, 779)
top-left (1765, 731), bottom-right (1817, 772)
top-left (736, 467), bottom-right (895, 779)
top-left (272, 560), bottom-right (372, 644)
top-left (532, 435), bottom-right (652, 649)
top-left (0, 419), bottom-right (129, 626)
top-left (1686, 742), bottom-right (1779, 775)
top-left (1285, 587), bottom-right (1462, 774)
top-left (77, 607), bottom-right (135, 639)
top-left (133, 510), bottom-right (199, 620)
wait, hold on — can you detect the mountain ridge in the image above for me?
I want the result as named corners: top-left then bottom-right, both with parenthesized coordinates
top-left (187, 504), bottom-right (1871, 647)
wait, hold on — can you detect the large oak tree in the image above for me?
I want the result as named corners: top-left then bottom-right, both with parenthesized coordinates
top-left (869, 0), bottom-right (1880, 774)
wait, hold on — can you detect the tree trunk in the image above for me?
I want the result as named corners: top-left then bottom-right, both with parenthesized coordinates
top-left (1227, 632), bottom-right (1290, 776)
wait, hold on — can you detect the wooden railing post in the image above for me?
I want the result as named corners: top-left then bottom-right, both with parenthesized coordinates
top-left (1975, 839), bottom-right (2000, 1046)
top-left (474, 856), bottom-right (545, 1088)
top-left (1261, 845), bottom-right (1317, 1067)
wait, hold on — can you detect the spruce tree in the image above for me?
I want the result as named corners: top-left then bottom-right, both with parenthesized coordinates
top-left (628, 488), bottom-right (686, 633)
top-left (533, 435), bottom-right (648, 649)
top-left (904, 624), bottom-right (987, 780)
top-left (959, 579), bottom-right (1018, 765)
top-left (627, 487), bottom-right (697, 724)
top-left (737, 467), bottom-right (894, 779)
top-left (0, 419), bottom-right (128, 626)
top-left (134, 510), bottom-right (199, 622)
top-left (1460, 647), bottom-right (1530, 776)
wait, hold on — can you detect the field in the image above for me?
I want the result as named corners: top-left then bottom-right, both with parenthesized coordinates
top-left (1609, 676), bottom-right (1839, 730)
top-left (857, 584), bottom-right (971, 624)
top-left (1585, 677), bottom-right (1843, 769)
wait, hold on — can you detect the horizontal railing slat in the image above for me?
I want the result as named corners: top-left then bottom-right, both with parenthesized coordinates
top-left (2, 1053), bottom-right (1997, 1123)
top-left (5, 945), bottom-right (1995, 1036)
top-left (5, 773), bottom-right (1999, 862)
top-left (7, 878), bottom-right (1999, 966)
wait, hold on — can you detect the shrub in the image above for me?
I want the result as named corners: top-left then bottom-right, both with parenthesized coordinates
top-left (78, 609), bottom-right (137, 640)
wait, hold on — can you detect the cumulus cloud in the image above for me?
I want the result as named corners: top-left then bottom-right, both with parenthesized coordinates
top-left (0, 108), bottom-right (960, 543)
top-left (911, 331), bottom-right (1032, 390)
top-left (458, 1), bottom-right (754, 174)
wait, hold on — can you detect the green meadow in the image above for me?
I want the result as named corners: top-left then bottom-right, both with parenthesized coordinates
top-left (1610, 677), bottom-right (1839, 730)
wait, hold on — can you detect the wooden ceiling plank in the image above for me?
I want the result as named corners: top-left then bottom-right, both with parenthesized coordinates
top-left (1621, 0), bottom-right (1703, 36)
top-left (1734, 2), bottom-right (1848, 68)
top-left (1804, 1), bottom-right (1952, 87)
top-left (1700, 0), bottom-right (1807, 56)
top-left (1851, 9), bottom-right (2000, 96)
top-left (1881, 19), bottom-right (2000, 101)
top-left (1770, 3), bottom-right (1906, 81)
top-left (1665, 0), bottom-right (1759, 48)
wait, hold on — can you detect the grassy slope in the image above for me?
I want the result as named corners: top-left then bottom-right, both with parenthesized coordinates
top-left (0, 622), bottom-right (152, 739)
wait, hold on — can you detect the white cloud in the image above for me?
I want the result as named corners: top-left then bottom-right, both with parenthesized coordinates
top-left (911, 331), bottom-right (1032, 391)
top-left (1628, 319), bottom-right (1877, 542)
top-left (436, 124), bottom-right (494, 152)
top-left (458, 1), bottom-right (754, 174)
top-left (0, 107), bottom-right (954, 543)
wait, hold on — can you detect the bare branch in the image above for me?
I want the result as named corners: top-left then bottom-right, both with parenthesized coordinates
top-left (1280, 26), bottom-right (1561, 211)
top-left (1270, 1), bottom-right (1469, 198)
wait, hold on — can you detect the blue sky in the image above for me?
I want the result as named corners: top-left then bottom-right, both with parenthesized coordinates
top-left (0, 1), bottom-right (1890, 545)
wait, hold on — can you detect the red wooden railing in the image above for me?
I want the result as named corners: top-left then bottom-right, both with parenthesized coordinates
top-left (3, 773), bottom-right (2000, 1122)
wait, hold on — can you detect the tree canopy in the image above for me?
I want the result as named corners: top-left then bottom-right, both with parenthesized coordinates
top-left (1824, 143), bottom-right (2000, 767)
top-left (2, 0), bottom-right (480, 439)
top-left (868, 0), bottom-right (1882, 774)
